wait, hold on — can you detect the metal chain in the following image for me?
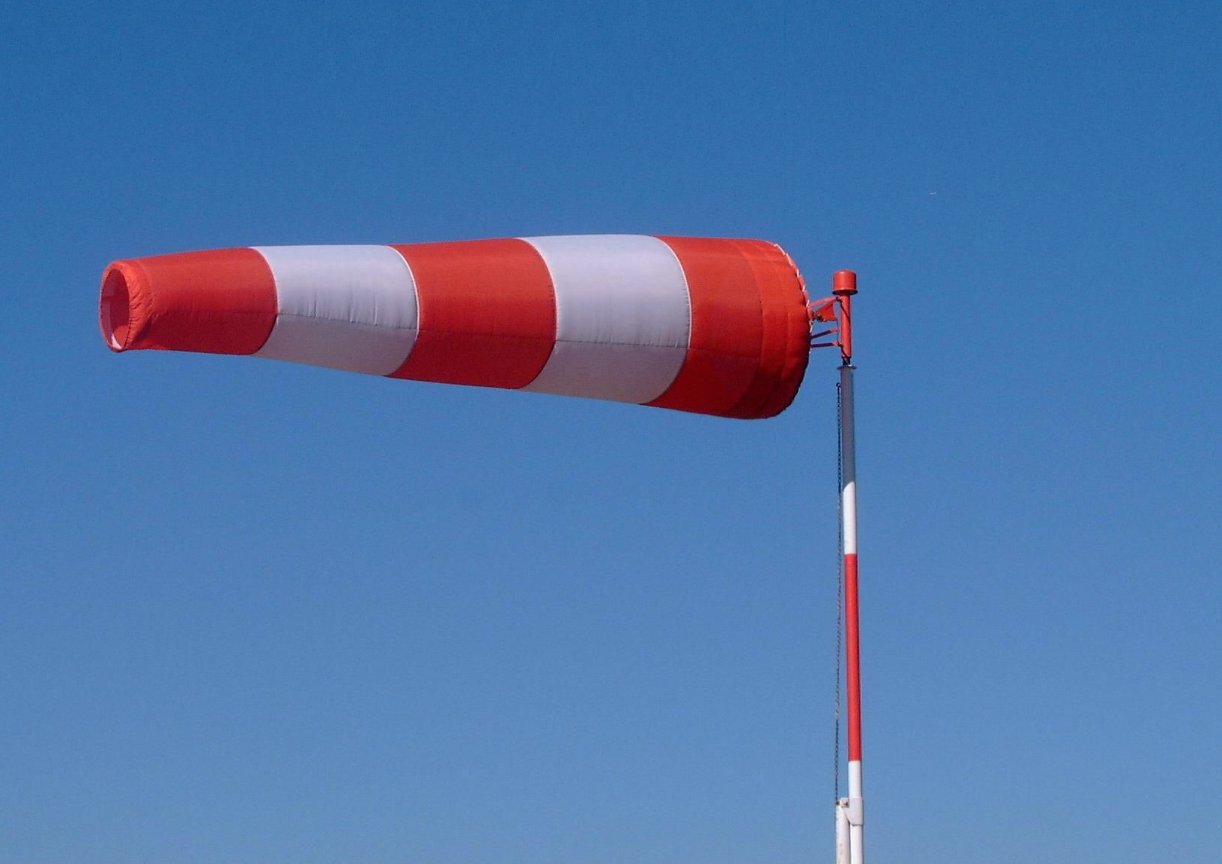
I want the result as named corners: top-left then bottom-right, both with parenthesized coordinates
top-left (834, 380), bottom-right (844, 804)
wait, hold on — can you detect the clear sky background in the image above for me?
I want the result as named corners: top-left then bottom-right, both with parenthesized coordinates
top-left (2, 1), bottom-right (1220, 861)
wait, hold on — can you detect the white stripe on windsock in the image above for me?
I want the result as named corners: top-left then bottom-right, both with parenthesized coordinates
top-left (520, 235), bottom-right (691, 404)
top-left (254, 245), bottom-right (419, 376)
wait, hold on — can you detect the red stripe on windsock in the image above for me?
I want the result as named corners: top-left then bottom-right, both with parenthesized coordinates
top-left (100, 248), bottom-right (278, 355)
top-left (647, 237), bottom-right (762, 417)
top-left (725, 240), bottom-right (810, 419)
top-left (388, 239), bottom-right (556, 389)
top-left (844, 551), bottom-right (862, 762)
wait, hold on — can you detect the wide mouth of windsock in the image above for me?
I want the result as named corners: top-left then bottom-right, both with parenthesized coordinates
top-left (100, 266), bottom-right (132, 351)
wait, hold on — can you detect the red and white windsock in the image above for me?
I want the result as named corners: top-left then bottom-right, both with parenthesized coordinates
top-left (100, 235), bottom-right (811, 419)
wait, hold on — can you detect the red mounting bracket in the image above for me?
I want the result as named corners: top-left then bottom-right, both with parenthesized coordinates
top-left (810, 269), bottom-right (857, 365)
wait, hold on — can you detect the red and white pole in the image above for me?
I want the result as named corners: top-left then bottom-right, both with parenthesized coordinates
top-left (833, 270), bottom-right (864, 864)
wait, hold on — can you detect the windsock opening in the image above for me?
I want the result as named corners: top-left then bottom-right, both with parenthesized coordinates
top-left (100, 266), bottom-right (132, 351)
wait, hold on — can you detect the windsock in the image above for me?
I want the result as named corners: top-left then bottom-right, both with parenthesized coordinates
top-left (100, 235), bottom-right (811, 419)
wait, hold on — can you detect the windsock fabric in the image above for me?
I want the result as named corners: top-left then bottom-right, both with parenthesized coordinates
top-left (100, 235), bottom-right (810, 419)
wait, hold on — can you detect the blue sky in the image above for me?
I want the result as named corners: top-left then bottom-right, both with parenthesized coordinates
top-left (3, 1), bottom-right (1221, 861)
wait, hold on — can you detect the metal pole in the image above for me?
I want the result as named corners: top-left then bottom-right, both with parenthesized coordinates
top-left (840, 362), bottom-right (863, 864)
top-left (832, 270), bottom-right (863, 864)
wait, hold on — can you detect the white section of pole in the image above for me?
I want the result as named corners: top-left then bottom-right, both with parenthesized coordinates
top-left (847, 760), bottom-right (864, 864)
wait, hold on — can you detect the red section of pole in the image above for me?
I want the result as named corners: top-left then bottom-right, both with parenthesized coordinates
top-left (844, 551), bottom-right (862, 762)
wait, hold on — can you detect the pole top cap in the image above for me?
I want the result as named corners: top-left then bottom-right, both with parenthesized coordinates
top-left (832, 270), bottom-right (858, 296)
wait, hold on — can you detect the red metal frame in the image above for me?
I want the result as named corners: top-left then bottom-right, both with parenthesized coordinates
top-left (809, 269), bottom-right (857, 363)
